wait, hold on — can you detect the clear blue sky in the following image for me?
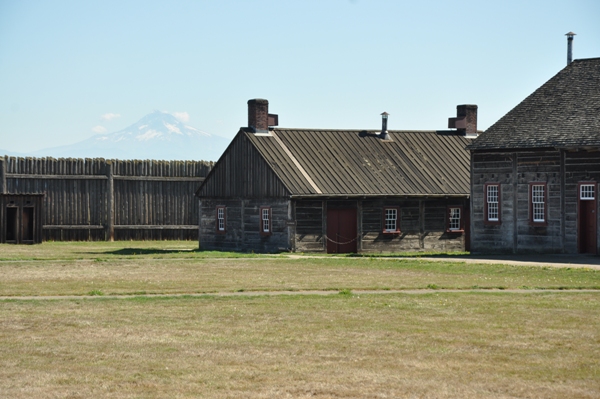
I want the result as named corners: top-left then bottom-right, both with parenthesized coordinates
top-left (1, 0), bottom-right (598, 153)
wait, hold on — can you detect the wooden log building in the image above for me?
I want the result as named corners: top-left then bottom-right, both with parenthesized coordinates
top-left (468, 57), bottom-right (600, 254)
top-left (196, 99), bottom-right (477, 253)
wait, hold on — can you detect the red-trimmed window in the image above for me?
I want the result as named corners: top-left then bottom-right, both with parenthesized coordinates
top-left (260, 206), bottom-right (272, 236)
top-left (216, 206), bottom-right (226, 233)
top-left (484, 183), bottom-right (501, 225)
top-left (383, 207), bottom-right (400, 233)
top-left (446, 206), bottom-right (464, 233)
top-left (529, 183), bottom-right (547, 226)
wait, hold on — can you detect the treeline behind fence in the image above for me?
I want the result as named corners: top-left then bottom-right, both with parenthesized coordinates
top-left (0, 156), bottom-right (212, 241)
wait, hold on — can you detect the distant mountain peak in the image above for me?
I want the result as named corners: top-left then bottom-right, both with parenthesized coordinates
top-left (29, 111), bottom-right (229, 161)
top-left (95, 111), bottom-right (212, 145)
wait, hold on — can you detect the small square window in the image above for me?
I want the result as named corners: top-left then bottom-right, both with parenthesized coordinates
top-left (580, 184), bottom-right (595, 200)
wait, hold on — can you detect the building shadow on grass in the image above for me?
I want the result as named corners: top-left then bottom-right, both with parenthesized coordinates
top-left (82, 248), bottom-right (200, 256)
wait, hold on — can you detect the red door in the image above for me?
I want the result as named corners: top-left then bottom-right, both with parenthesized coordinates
top-left (326, 208), bottom-right (357, 254)
top-left (579, 198), bottom-right (597, 254)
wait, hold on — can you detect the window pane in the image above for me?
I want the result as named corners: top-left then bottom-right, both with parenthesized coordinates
top-left (581, 184), bottom-right (595, 200)
top-left (449, 208), bottom-right (461, 230)
top-left (262, 209), bottom-right (270, 232)
top-left (487, 185), bottom-right (499, 221)
top-left (532, 185), bottom-right (545, 222)
top-left (385, 208), bottom-right (397, 231)
top-left (217, 208), bottom-right (225, 231)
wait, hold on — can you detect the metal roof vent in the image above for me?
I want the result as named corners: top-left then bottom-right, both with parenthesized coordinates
top-left (566, 32), bottom-right (576, 65)
top-left (380, 112), bottom-right (391, 140)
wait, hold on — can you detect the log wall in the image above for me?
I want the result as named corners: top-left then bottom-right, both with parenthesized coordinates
top-left (199, 198), bottom-right (291, 252)
top-left (293, 198), bottom-right (467, 253)
top-left (470, 149), bottom-right (600, 254)
top-left (0, 156), bottom-right (212, 241)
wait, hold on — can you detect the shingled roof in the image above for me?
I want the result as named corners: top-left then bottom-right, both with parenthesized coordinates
top-left (468, 57), bottom-right (600, 151)
top-left (243, 129), bottom-right (471, 197)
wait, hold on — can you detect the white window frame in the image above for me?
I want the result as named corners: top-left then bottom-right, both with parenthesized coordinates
top-left (448, 207), bottom-right (461, 231)
top-left (486, 185), bottom-right (499, 222)
top-left (383, 207), bottom-right (399, 233)
top-left (580, 184), bottom-right (595, 200)
top-left (217, 206), bottom-right (226, 232)
top-left (531, 184), bottom-right (546, 223)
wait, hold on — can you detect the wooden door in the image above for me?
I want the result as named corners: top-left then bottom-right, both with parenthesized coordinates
top-left (579, 198), bottom-right (597, 254)
top-left (326, 208), bottom-right (357, 254)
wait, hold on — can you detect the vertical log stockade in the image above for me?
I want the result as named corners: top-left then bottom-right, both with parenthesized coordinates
top-left (1, 156), bottom-right (212, 241)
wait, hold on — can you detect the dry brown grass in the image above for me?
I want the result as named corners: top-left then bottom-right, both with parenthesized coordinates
top-left (0, 242), bottom-right (599, 398)
top-left (1, 293), bottom-right (599, 398)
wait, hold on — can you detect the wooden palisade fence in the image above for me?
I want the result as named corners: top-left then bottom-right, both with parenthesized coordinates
top-left (0, 156), bottom-right (212, 241)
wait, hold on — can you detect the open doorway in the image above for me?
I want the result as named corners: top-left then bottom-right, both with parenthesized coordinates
top-left (6, 207), bottom-right (17, 242)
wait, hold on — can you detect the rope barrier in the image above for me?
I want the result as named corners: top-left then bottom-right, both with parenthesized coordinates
top-left (324, 235), bottom-right (360, 245)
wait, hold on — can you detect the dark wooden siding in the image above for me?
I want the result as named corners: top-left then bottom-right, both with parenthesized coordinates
top-left (197, 132), bottom-right (290, 199)
top-left (292, 198), bottom-right (467, 254)
top-left (294, 200), bottom-right (324, 252)
top-left (199, 198), bottom-right (290, 253)
top-left (565, 151), bottom-right (600, 253)
top-left (470, 149), bottom-right (599, 254)
top-left (1, 156), bottom-right (211, 241)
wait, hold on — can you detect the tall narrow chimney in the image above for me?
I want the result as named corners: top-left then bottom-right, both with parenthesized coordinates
top-left (566, 32), bottom-right (576, 65)
top-left (248, 99), bottom-right (269, 133)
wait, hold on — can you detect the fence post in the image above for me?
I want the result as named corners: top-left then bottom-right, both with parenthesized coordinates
top-left (0, 157), bottom-right (5, 194)
top-left (106, 161), bottom-right (114, 241)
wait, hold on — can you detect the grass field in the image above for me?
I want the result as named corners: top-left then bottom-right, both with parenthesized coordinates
top-left (1, 242), bottom-right (599, 398)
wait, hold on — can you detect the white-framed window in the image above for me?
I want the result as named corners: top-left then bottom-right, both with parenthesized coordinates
top-left (531, 184), bottom-right (546, 223)
top-left (216, 206), bottom-right (226, 233)
top-left (448, 207), bottom-right (462, 231)
top-left (260, 207), bottom-right (271, 235)
top-left (383, 207), bottom-right (399, 233)
top-left (580, 184), bottom-right (595, 200)
top-left (485, 184), bottom-right (500, 223)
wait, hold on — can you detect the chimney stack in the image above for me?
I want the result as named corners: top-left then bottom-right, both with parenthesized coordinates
top-left (248, 99), bottom-right (269, 133)
top-left (448, 105), bottom-right (478, 137)
top-left (566, 32), bottom-right (576, 65)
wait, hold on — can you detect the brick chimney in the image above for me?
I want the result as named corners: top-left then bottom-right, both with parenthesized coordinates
top-left (448, 104), bottom-right (478, 137)
top-left (248, 99), bottom-right (269, 133)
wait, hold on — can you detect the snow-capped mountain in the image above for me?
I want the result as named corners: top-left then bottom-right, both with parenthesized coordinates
top-left (31, 111), bottom-right (230, 161)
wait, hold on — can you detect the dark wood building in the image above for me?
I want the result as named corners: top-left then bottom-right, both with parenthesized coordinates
top-left (0, 194), bottom-right (44, 244)
top-left (468, 57), bottom-right (600, 254)
top-left (196, 99), bottom-right (476, 253)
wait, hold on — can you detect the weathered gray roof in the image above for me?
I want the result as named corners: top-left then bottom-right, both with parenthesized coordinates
top-left (245, 129), bottom-right (471, 197)
top-left (469, 57), bottom-right (600, 151)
